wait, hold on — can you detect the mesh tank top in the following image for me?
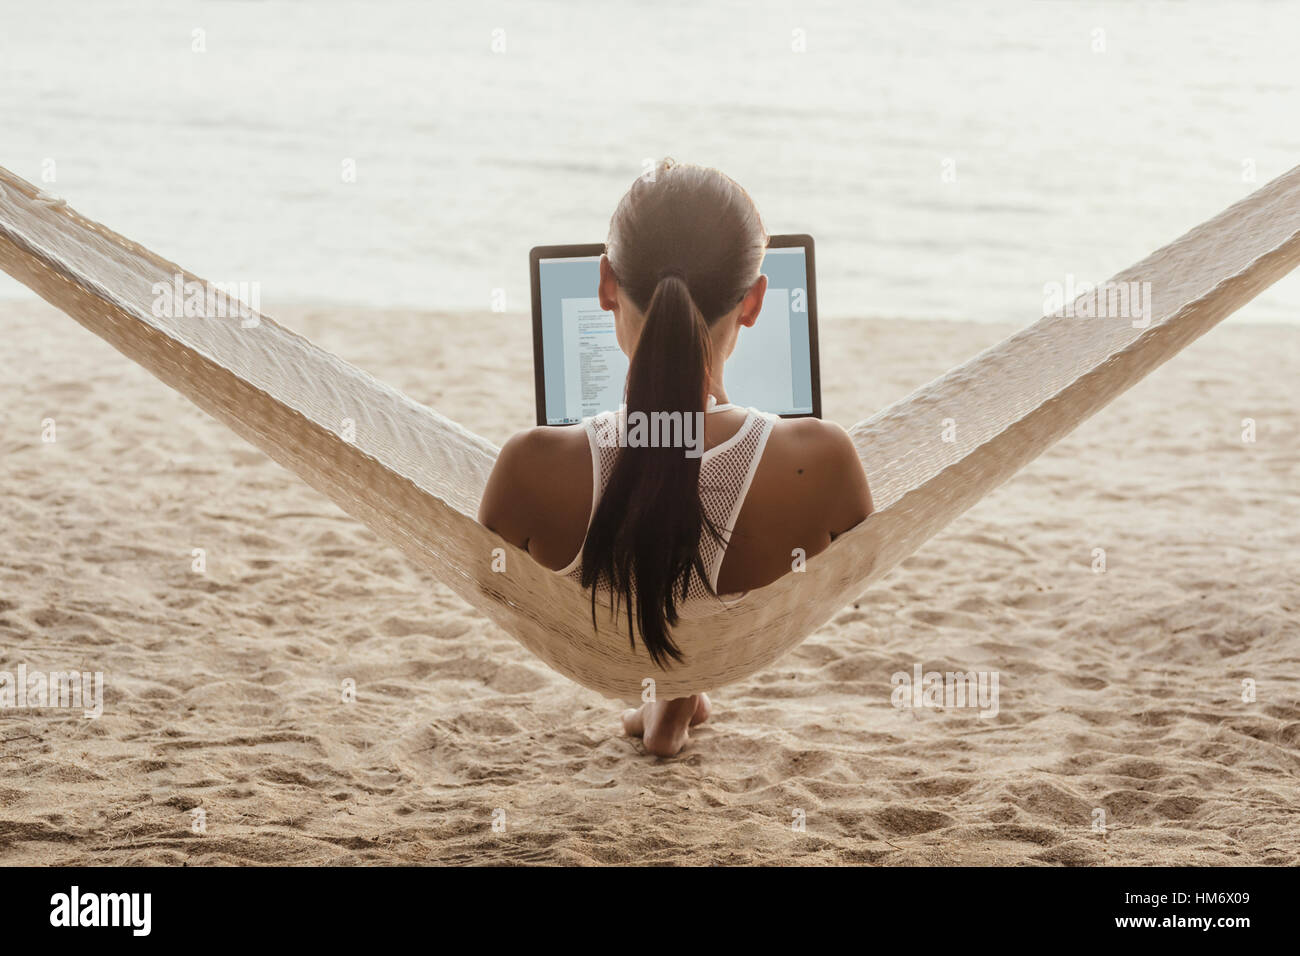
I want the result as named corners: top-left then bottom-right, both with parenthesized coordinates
top-left (555, 399), bottom-right (777, 610)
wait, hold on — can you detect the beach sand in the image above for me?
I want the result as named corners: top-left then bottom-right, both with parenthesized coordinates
top-left (1, 299), bottom-right (1297, 865)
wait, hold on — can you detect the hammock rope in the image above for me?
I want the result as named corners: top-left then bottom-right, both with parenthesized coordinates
top-left (3, 164), bottom-right (1299, 702)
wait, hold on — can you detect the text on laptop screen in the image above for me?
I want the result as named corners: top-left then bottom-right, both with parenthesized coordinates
top-left (537, 247), bottom-right (814, 424)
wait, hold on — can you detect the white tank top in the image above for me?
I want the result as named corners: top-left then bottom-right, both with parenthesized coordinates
top-left (556, 400), bottom-right (777, 608)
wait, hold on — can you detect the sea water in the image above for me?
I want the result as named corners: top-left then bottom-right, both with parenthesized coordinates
top-left (2, 0), bottom-right (1297, 322)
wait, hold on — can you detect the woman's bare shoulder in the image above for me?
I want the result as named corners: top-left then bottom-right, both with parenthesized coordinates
top-left (498, 423), bottom-right (590, 466)
top-left (768, 416), bottom-right (859, 465)
top-left (764, 417), bottom-right (872, 531)
top-left (478, 424), bottom-right (593, 564)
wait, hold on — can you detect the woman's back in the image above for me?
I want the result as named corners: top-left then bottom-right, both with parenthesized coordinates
top-left (480, 402), bottom-right (869, 596)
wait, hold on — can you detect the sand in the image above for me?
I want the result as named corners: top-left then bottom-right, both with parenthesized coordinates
top-left (1, 298), bottom-right (1297, 866)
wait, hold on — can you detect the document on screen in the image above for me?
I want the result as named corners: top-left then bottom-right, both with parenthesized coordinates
top-left (562, 297), bottom-right (628, 419)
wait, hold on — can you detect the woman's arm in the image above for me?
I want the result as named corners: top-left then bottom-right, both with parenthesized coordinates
top-left (477, 430), bottom-right (544, 551)
top-left (821, 421), bottom-right (873, 539)
top-left (478, 426), bottom-right (593, 569)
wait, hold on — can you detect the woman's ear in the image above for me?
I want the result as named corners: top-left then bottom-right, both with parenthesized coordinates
top-left (598, 255), bottom-right (620, 313)
top-left (738, 274), bottom-right (768, 328)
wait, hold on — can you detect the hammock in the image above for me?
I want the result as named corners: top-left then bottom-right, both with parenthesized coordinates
top-left (3, 164), bottom-right (1299, 703)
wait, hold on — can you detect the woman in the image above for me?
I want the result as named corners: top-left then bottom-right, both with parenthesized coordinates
top-left (479, 160), bottom-right (872, 756)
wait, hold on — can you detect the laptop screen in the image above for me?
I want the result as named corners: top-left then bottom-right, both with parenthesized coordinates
top-left (533, 241), bottom-right (818, 424)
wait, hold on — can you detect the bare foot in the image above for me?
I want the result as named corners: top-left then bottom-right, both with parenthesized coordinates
top-left (621, 693), bottom-right (711, 757)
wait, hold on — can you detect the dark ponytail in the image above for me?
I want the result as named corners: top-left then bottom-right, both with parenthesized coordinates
top-left (580, 160), bottom-right (767, 668)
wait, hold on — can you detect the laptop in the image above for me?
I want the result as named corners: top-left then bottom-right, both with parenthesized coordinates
top-left (529, 234), bottom-right (821, 425)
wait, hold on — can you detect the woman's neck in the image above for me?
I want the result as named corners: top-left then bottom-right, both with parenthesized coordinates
top-left (707, 367), bottom-right (729, 406)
